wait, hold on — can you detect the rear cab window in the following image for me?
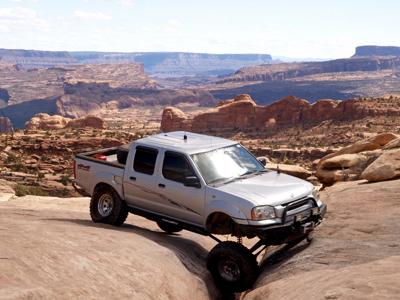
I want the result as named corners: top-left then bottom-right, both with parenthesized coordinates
top-left (162, 151), bottom-right (197, 183)
top-left (133, 146), bottom-right (158, 175)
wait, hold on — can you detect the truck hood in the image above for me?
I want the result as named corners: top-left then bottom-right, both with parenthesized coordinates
top-left (215, 171), bottom-right (314, 206)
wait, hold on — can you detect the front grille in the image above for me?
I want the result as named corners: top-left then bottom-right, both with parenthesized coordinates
top-left (283, 198), bottom-right (316, 223)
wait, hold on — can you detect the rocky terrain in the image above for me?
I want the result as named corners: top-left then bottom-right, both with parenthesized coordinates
top-left (1, 177), bottom-right (399, 299)
top-left (0, 63), bottom-right (215, 127)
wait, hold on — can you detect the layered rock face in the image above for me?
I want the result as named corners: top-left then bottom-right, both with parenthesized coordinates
top-left (0, 117), bottom-right (13, 132)
top-left (0, 49), bottom-right (76, 68)
top-left (25, 113), bottom-right (106, 130)
top-left (218, 57), bottom-right (400, 83)
top-left (353, 45), bottom-right (400, 57)
top-left (161, 94), bottom-right (400, 132)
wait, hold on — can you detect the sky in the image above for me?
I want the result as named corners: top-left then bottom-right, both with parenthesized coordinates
top-left (0, 0), bottom-right (399, 59)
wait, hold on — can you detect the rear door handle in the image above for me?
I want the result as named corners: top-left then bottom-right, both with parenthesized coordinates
top-left (158, 183), bottom-right (165, 188)
top-left (130, 176), bottom-right (136, 181)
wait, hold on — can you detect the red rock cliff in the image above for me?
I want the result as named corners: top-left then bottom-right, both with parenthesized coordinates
top-left (160, 94), bottom-right (400, 132)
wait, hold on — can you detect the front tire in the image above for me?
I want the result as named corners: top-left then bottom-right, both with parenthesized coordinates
top-left (207, 241), bottom-right (259, 292)
top-left (90, 186), bottom-right (128, 226)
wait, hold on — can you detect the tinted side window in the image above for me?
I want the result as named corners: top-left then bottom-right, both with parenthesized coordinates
top-left (162, 152), bottom-right (196, 183)
top-left (133, 146), bottom-right (158, 175)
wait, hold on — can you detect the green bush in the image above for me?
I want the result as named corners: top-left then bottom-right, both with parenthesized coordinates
top-left (15, 184), bottom-right (49, 197)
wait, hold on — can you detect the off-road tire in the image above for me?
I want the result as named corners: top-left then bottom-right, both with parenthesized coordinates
top-left (90, 186), bottom-right (128, 226)
top-left (207, 241), bottom-right (259, 292)
top-left (156, 221), bottom-right (183, 233)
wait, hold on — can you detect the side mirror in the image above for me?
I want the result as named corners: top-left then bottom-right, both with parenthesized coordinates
top-left (184, 176), bottom-right (201, 188)
top-left (258, 157), bottom-right (267, 166)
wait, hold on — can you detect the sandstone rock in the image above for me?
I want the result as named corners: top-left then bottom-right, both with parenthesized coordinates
top-left (160, 92), bottom-right (400, 134)
top-left (160, 107), bottom-right (190, 132)
top-left (25, 113), bottom-right (71, 130)
top-left (0, 117), bottom-right (13, 132)
top-left (66, 115), bottom-right (106, 129)
top-left (266, 163), bottom-right (312, 180)
top-left (321, 133), bottom-right (398, 161)
top-left (382, 137), bottom-right (400, 150)
top-left (316, 151), bottom-right (381, 184)
top-left (361, 150), bottom-right (400, 182)
top-left (233, 93), bottom-right (254, 102)
top-left (25, 113), bottom-right (106, 130)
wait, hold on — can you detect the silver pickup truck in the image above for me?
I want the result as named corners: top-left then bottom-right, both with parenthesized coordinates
top-left (74, 131), bottom-right (326, 292)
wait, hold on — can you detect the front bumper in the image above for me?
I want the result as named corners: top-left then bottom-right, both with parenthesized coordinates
top-left (236, 203), bottom-right (327, 244)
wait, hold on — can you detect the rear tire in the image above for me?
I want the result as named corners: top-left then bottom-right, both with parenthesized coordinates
top-left (90, 186), bottom-right (128, 226)
top-left (207, 241), bottom-right (259, 292)
top-left (156, 221), bottom-right (183, 233)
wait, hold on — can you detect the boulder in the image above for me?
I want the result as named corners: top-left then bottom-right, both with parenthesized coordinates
top-left (25, 113), bottom-right (71, 130)
top-left (316, 151), bottom-right (381, 184)
top-left (361, 150), bottom-right (400, 182)
top-left (66, 115), bottom-right (106, 129)
top-left (321, 133), bottom-right (398, 161)
top-left (25, 114), bottom-right (106, 130)
top-left (266, 163), bottom-right (312, 180)
top-left (0, 117), bottom-right (13, 133)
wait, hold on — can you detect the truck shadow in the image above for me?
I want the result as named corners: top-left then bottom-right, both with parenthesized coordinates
top-left (45, 217), bottom-right (236, 300)
top-left (46, 217), bottom-right (309, 300)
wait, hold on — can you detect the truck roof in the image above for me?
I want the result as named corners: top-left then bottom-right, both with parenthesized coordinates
top-left (134, 131), bottom-right (237, 155)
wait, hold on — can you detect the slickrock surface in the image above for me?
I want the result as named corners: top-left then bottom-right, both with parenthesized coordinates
top-left (1, 179), bottom-right (400, 299)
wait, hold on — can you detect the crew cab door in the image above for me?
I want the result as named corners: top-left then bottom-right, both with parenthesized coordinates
top-left (123, 145), bottom-right (162, 212)
top-left (156, 151), bottom-right (205, 225)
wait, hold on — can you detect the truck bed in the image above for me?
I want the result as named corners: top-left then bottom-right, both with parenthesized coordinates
top-left (75, 146), bottom-right (129, 168)
top-left (74, 146), bottom-right (129, 196)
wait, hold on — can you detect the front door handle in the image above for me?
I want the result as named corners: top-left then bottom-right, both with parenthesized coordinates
top-left (130, 176), bottom-right (136, 181)
top-left (158, 183), bottom-right (165, 188)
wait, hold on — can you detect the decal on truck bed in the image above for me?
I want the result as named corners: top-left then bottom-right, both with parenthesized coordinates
top-left (77, 164), bottom-right (91, 171)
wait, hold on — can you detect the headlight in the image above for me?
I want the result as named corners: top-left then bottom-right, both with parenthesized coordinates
top-left (311, 187), bottom-right (323, 206)
top-left (251, 205), bottom-right (276, 220)
top-left (312, 187), bottom-right (319, 199)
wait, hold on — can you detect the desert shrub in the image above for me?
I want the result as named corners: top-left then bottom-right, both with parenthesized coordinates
top-left (60, 175), bottom-right (70, 186)
top-left (49, 188), bottom-right (70, 197)
top-left (15, 184), bottom-right (49, 197)
top-left (4, 153), bottom-right (18, 164)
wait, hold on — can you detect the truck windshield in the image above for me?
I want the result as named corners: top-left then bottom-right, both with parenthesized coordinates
top-left (191, 144), bottom-right (264, 185)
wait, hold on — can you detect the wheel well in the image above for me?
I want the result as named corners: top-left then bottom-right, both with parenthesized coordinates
top-left (93, 182), bottom-right (115, 195)
top-left (206, 212), bottom-right (234, 235)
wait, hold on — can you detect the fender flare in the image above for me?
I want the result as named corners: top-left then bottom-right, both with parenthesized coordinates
top-left (91, 173), bottom-right (124, 199)
top-left (204, 200), bottom-right (249, 227)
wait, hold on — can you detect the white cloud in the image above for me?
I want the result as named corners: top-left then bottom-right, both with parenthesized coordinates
top-left (0, 6), bottom-right (48, 31)
top-left (73, 10), bottom-right (111, 21)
